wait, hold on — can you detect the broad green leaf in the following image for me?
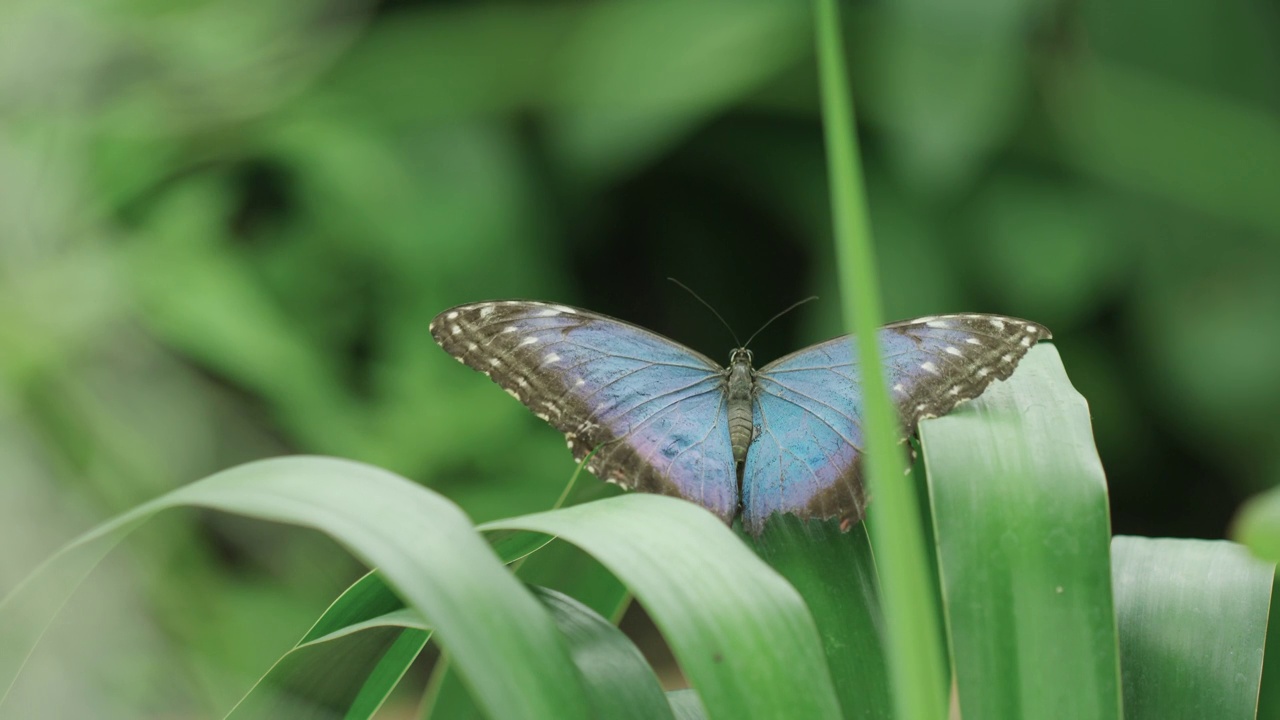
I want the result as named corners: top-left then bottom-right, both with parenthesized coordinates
top-left (1112, 536), bottom-right (1273, 720)
top-left (921, 344), bottom-right (1123, 720)
top-left (0, 457), bottom-right (589, 720)
top-left (532, 586), bottom-right (673, 720)
top-left (749, 517), bottom-right (891, 720)
top-left (481, 494), bottom-right (842, 720)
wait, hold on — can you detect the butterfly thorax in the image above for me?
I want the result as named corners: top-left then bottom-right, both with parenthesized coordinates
top-left (726, 348), bottom-right (755, 464)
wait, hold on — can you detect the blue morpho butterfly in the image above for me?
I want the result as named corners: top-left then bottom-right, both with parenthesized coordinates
top-left (431, 301), bottom-right (1050, 534)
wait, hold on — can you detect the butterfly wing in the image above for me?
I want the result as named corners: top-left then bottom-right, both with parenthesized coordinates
top-left (741, 314), bottom-right (1050, 534)
top-left (431, 301), bottom-right (738, 522)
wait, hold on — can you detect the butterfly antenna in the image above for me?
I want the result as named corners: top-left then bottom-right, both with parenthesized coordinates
top-left (742, 296), bottom-right (819, 349)
top-left (667, 277), bottom-right (743, 347)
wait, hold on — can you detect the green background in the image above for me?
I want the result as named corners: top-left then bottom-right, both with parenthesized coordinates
top-left (1, 0), bottom-right (1277, 715)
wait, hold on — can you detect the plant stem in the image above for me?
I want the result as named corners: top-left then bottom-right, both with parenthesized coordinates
top-left (812, 1), bottom-right (949, 717)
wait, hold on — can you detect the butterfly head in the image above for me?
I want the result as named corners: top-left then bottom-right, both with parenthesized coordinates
top-left (728, 348), bottom-right (754, 369)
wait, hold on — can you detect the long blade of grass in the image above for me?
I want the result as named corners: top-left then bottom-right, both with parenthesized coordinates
top-left (920, 344), bottom-right (1123, 719)
top-left (228, 573), bottom-right (426, 719)
top-left (480, 493), bottom-right (842, 720)
top-left (0, 456), bottom-right (590, 720)
top-left (813, 0), bottom-right (947, 716)
top-left (1112, 536), bottom-right (1273, 720)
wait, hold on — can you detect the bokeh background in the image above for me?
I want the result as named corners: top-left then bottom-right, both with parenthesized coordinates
top-left (2, 0), bottom-right (1278, 715)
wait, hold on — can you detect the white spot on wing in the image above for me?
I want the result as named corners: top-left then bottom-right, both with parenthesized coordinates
top-left (990, 318), bottom-right (1006, 330)
top-left (921, 361), bottom-right (939, 375)
top-left (945, 346), bottom-right (962, 357)
top-left (1001, 354), bottom-right (1014, 363)
top-left (520, 337), bottom-right (538, 346)
top-left (489, 358), bottom-right (502, 367)
top-left (914, 315), bottom-right (938, 323)
top-left (965, 338), bottom-right (982, 346)
top-left (479, 306), bottom-right (494, 318)
top-left (574, 378), bottom-right (586, 387)
top-left (926, 320), bottom-right (950, 329)
top-left (447, 311), bottom-right (459, 320)
top-left (893, 383), bottom-right (905, 394)
top-left (504, 388), bottom-right (519, 399)
top-left (467, 342), bottom-right (478, 352)
top-left (538, 309), bottom-right (560, 317)
top-left (544, 353), bottom-right (561, 364)
top-left (450, 325), bottom-right (461, 335)
top-left (1020, 336), bottom-right (1032, 347)
top-left (502, 326), bottom-right (518, 333)
top-left (552, 305), bottom-right (578, 314)
top-left (977, 368), bottom-right (990, 377)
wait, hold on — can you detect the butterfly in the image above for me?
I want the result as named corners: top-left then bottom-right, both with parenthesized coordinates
top-left (431, 301), bottom-right (1050, 534)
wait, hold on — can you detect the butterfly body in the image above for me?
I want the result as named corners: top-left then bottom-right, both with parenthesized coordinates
top-left (725, 349), bottom-right (755, 464)
top-left (430, 300), bottom-right (1050, 534)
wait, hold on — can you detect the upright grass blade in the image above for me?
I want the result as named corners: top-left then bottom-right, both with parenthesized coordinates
top-left (813, 0), bottom-right (947, 717)
top-left (1112, 536), bottom-right (1274, 720)
top-left (920, 344), bottom-right (1122, 719)
top-left (0, 457), bottom-right (591, 720)
top-left (481, 494), bottom-right (842, 720)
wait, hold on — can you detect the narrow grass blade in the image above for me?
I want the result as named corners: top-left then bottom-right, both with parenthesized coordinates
top-left (0, 457), bottom-right (590, 720)
top-left (481, 493), bottom-right (842, 720)
top-left (813, 0), bottom-right (948, 714)
top-left (228, 573), bottom-right (426, 719)
top-left (1112, 536), bottom-right (1273, 720)
top-left (920, 344), bottom-right (1123, 719)
top-left (749, 517), bottom-right (891, 720)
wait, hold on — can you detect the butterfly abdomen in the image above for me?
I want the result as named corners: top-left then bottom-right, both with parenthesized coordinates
top-left (727, 349), bottom-right (755, 464)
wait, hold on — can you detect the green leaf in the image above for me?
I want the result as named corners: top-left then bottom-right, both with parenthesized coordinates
top-left (1232, 486), bottom-right (1280, 563)
top-left (920, 344), bottom-right (1123, 719)
top-left (0, 457), bottom-right (590, 720)
top-left (481, 494), bottom-right (842, 720)
top-left (1112, 536), bottom-right (1274, 720)
top-left (227, 573), bottom-right (424, 719)
top-left (667, 689), bottom-right (709, 720)
top-left (748, 517), bottom-right (891, 719)
top-left (532, 586), bottom-right (673, 720)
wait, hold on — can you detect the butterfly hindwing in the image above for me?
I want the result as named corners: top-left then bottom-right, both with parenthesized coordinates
top-left (430, 301), bottom-right (739, 521)
top-left (741, 314), bottom-right (1050, 534)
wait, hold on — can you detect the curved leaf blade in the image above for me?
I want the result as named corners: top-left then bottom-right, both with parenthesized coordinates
top-left (532, 586), bottom-right (673, 720)
top-left (1112, 536), bottom-right (1273, 720)
top-left (0, 457), bottom-right (590, 720)
top-left (480, 494), bottom-right (842, 720)
top-left (920, 344), bottom-right (1123, 720)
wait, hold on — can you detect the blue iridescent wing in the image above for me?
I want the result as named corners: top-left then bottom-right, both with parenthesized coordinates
top-left (430, 301), bottom-right (738, 522)
top-left (741, 314), bottom-right (1051, 534)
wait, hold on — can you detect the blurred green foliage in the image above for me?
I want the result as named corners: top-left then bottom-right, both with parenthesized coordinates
top-left (1, 0), bottom-right (1277, 715)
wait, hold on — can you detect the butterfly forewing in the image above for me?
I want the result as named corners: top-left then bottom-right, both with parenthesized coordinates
top-left (740, 314), bottom-right (1050, 534)
top-left (430, 301), bottom-right (739, 521)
